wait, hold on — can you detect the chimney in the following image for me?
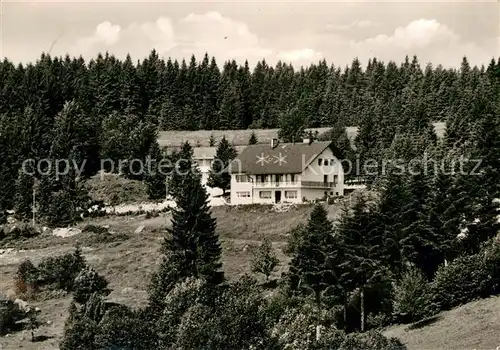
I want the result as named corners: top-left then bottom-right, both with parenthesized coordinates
top-left (271, 138), bottom-right (279, 148)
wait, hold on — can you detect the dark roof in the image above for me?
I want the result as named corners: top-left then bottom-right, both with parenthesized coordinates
top-left (228, 141), bottom-right (340, 175)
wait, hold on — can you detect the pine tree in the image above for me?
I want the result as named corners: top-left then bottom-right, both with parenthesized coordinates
top-left (14, 168), bottom-right (34, 221)
top-left (144, 141), bottom-right (166, 201)
top-left (248, 131), bottom-right (258, 145)
top-left (207, 136), bottom-right (237, 195)
top-left (167, 142), bottom-right (194, 200)
top-left (278, 105), bottom-right (306, 143)
top-left (337, 195), bottom-right (391, 331)
top-left (149, 156), bottom-right (223, 312)
top-left (287, 204), bottom-right (340, 306)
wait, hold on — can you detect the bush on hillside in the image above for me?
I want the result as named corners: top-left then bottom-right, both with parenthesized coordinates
top-left (73, 267), bottom-right (110, 304)
top-left (81, 224), bottom-right (109, 235)
top-left (431, 254), bottom-right (492, 311)
top-left (17, 247), bottom-right (87, 294)
top-left (0, 224), bottom-right (41, 244)
top-left (0, 299), bottom-right (25, 335)
top-left (338, 331), bottom-right (406, 350)
top-left (392, 268), bottom-right (434, 323)
top-left (251, 237), bottom-right (279, 281)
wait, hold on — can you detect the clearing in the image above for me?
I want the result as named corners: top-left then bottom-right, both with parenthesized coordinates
top-left (383, 295), bottom-right (500, 349)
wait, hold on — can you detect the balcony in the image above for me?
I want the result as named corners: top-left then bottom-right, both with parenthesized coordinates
top-left (254, 181), bottom-right (300, 188)
top-left (301, 181), bottom-right (336, 188)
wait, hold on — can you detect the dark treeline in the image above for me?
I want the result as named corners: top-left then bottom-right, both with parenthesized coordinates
top-left (1, 50), bottom-right (500, 224)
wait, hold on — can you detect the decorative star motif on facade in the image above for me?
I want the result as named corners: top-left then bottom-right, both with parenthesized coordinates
top-left (273, 153), bottom-right (287, 166)
top-left (256, 153), bottom-right (270, 166)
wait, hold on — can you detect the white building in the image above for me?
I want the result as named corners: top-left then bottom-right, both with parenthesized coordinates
top-left (192, 146), bottom-right (247, 186)
top-left (228, 139), bottom-right (344, 205)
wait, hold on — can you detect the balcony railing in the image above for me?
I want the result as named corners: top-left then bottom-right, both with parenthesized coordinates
top-left (254, 181), bottom-right (299, 188)
top-left (301, 181), bottom-right (336, 188)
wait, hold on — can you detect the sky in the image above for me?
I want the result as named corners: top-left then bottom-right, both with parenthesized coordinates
top-left (1, 0), bottom-right (499, 69)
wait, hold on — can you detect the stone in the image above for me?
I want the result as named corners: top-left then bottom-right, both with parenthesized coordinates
top-left (134, 225), bottom-right (145, 234)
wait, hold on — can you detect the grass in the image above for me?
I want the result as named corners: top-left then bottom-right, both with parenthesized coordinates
top-left (383, 295), bottom-right (500, 349)
top-left (0, 202), bottom-right (340, 348)
top-left (157, 127), bottom-right (331, 147)
top-left (86, 171), bottom-right (149, 205)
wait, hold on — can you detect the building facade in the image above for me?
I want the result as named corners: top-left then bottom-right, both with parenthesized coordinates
top-left (228, 139), bottom-right (344, 205)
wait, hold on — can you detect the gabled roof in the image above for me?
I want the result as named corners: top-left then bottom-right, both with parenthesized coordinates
top-left (228, 141), bottom-right (340, 175)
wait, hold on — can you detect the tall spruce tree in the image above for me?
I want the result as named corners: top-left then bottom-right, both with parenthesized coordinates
top-left (207, 136), bottom-right (237, 195)
top-left (337, 195), bottom-right (390, 331)
top-left (149, 153), bottom-right (223, 312)
top-left (287, 204), bottom-right (341, 306)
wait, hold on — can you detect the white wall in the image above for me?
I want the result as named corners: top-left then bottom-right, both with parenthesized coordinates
top-left (301, 147), bottom-right (344, 196)
top-left (229, 146), bottom-right (345, 205)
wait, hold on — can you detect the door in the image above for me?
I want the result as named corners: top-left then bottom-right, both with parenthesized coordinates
top-left (275, 191), bottom-right (281, 203)
top-left (323, 175), bottom-right (328, 185)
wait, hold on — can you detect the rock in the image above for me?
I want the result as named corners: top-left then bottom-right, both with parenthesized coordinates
top-left (52, 227), bottom-right (82, 238)
top-left (242, 244), bottom-right (250, 252)
top-left (14, 298), bottom-right (30, 312)
top-left (121, 287), bottom-right (134, 294)
top-left (42, 226), bottom-right (49, 233)
top-left (46, 320), bottom-right (52, 325)
top-left (7, 216), bottom-right (16, 224)
top-left (103, 225), bottom-right (110, 229)
top-left (134, 225), bottom-right (145, 234)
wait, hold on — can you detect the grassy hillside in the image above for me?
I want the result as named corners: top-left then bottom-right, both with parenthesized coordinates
top-left (157, 127), bottom-right (331, 147)
top-left (383, 295), bottom-right (500, 349)
top-left (0, 203), bottom-right (340, 349)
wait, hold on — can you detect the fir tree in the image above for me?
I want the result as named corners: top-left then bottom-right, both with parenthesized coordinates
top-left (337, 195), bottom-right (391, 331)
top-left (144, 141), bottom-right (167, 201)
top-left (248, 131), bottom-right (258, 145)
top-left (287, 204), bottom-right (340, 306)
top-left (207, 136), bottom-right (237, 195)
top-left (149, 152), bottom-right (223, 312)
top-left (278, 105), bottom-right (306, 143)
top-left (14, 168), bottom-right (34, 221)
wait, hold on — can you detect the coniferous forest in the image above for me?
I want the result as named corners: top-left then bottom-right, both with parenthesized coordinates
top-left (1, 50), bottom-right (500, 348)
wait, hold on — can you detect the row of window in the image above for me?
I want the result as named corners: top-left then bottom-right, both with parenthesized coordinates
top-left (318, 158), bottom-right (335, 166)
top-left (236, 174), bottom-right (298, 183)
top-left (236, 191), bottom-right (298, 199)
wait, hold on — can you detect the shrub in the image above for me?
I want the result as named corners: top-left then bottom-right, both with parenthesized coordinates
top-left (81, 224), bottom-right (109, 235)
top-left (73, 267), bottom-right (111, 304)
top-left (251, 237), bottom-right (279, 281)
top-left (94, 305), bottom-right (157, 349)
top-left (0, 299), bottom-right (25, 335)
top-left (36, 247), bottom-right (87, 291)
top-left (392, 268), bottom-right (433, 323)
top-left (15, 260), bottom-right (39, 297)
top-left (431, 254), bottom-right (492, 311)
top-left (338, 331), bottom-right (406, 350)
top-left (1, 224), bottom-right (40, 242)
top-left (271, 301), bottom-right (341, 349)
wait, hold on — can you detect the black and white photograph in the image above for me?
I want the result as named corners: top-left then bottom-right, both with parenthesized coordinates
top-left (0, 0), bottom-right (499, 348)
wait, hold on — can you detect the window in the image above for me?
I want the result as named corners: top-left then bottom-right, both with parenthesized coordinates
top-left (331, 159), bottom-right (335, 166)
top-left (259, 191), bottom-right (272, 199)
top-left (318, 158), bottom-right (323, 166)
top-left (290, 174), bottom-right (295, 183)
top-left (324, 175), bottom-right (328, 183)
top-left (333, 175), bottom-right (338, 184)
top-left (285, 191), bottom-right (297, 199)
top-left (324, 159), bottom-right (329, 166)
top-left (237, 192), bottom-right (250, 198)
top-left (257, 175), bottom-right (266, 183)
top-left (235, 175), bottom-right (248, 183)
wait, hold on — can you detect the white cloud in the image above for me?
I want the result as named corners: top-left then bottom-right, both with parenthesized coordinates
top-left (360, 19), bottom-right (458, 50)
top-left (277, 48), bottom-right (323, 63)
top-left (330, 20), bottom-right (378, 31)
top-left (68, 11), bottom-right (273, 65)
